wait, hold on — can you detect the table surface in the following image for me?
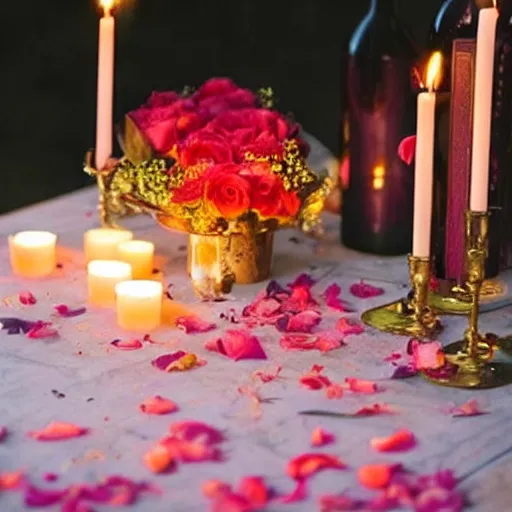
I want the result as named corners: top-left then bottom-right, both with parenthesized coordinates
top-left (1, 138), bottom-right (512, 512)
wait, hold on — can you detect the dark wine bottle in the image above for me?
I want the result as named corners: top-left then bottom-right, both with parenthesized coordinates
top-left (341, 0), bottom-right (417, 255)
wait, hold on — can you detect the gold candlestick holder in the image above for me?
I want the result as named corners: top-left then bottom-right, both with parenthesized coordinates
top-left (423, 211), bottom-right (512, 389)
top-left (361, 255), bottom-right (442, 339)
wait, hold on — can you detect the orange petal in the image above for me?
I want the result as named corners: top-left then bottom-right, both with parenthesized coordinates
top-left (28, 422), bottom-right (88, 441)
top-left (311, 427), bottom-right (335, 447)
top-left (161, 437), bottom-right (221, 462)
top-left (346, 377), bottom-right (379, 394)
top-left (143, 444), bottom-right (174, 474)
top-left (0, 470), bottom-right (23, 490)
top-left (139, 396), bottom-right (178, 415)
top-left (325, 384), bottom-right (344, 399)
top-left (357, 463), bottom-right (401, 489)
top-left (238, 476), bottom-right (269, 506)
top-left (370, 429), bottom-right (416, 452)
top-left (287, 453), bottom-right (345, 480)
top-left (201, 479), bottom-right (232, 499)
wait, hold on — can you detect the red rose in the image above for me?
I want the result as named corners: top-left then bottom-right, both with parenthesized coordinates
top-left (193, 78), bottom-right (239, 101)
top-left (243, 162), bottom-right (284, 218)
top-left (178, 130), bottom-right (233, 167)
top-left (146, 91), bottom-right (180, 108)
top-left (197, 90), bottom-right (257, 120)
top-left (280, 190), bottom-right (301, 217)
top-left (205, 164), bottom-right (251, 219)
top-left (170, 175), bottom-right (206, 204)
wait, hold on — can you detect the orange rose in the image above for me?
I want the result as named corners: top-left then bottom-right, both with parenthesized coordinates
top-left (205, 164), bottom-right (251, 219)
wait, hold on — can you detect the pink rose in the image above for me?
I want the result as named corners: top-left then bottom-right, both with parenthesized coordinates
top-left (178, 130), bottom-right (233, 167)
top-left (193, 78), bottom-right (239, 101)
top-left (146, 91), bottom-right (180, 108)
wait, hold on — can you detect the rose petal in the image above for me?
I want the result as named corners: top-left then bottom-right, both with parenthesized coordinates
top-left (287, 453), bottom-right (345, 480)
top-left (252, 365), bottom-right (282, 383)
top-left (384, 352), bottom-right (402, 362)
top-left (311, 427), bottom-right (335, 447)
top-left (205, 329), bottom-right (267, 361)
top-left (276, 310), bottom-right (322, 333)
top-left (346, 377), bottom-right (379, 394)
top-left (238, 476), bottom-right (269, 506)
top-left (350, 280), bottom-right (385, 299)
top-left (169, 421), bottom-right (224, 444)
top-left (398, 135), bottom-right (417, 165)
top-left (212, 493), bottom-right (252, 512)
top-left (0, 470), bottom-right (23, 490)
top-left (43, 473), bottom-right (59, 482)
top-left (355, 403), bottom-right (394, 416)
top-left (0, 426), bottom-right (7, 442)
top-left (288, 274), bottom-right (316, 289)
top-left (202, 480), bottom-right (232, 500)
top-left (26, 321), bottom-right (58, 339)
top-left (336, 318), bottom-right (364, 336)
top-left (391, 364), bottom-right (418, 379)
top-left (28, 422), bottom-right (88, 441)
top-left (139, 396), bottom-right (178, 415)
top-left (143, 444), bottom-right (175, 474)
top-left (319, 493), bottom-right (365, 512)
top-left (358, 463), bottom-right (402, 490)
top-left (370, 429), bottom-right (416, 452)
top-left (299, 365), bottom-right (332, 390)
top-left (24, 485), bottom-right (67, 506)
top-left (19, 291), bottom-right (36, 306)
top-left (409, 340), bottom-right (445, 370)
top-left (111, 338), bottom-right (144, 351)
top-left (450, 399), bottom-right (487, 417)
top-left (325, 384), bottom-right (344, 400)
top-left (281, 285), bottom-right (318, 313)
top-left (160, 436), bottom-right (222, 462)
top-left (176, 315), bottom-right (217, 334)
top-left (53, 304), bottom-right (87, 318)
top-left (151, 351), bottom-right (205, 372)
top-left (281, 332), bottom-right (345, 353)
top-left (280, 480), bottom-right (308, 503)
top-left (323, 284), bottom-right (349, 312)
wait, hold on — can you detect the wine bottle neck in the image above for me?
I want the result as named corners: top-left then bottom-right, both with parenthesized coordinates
top-left (370, 0), bottom-right (396, 15)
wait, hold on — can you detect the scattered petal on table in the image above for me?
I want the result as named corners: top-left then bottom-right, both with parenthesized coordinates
top-left (336, 317), bottom-right (364, 336)
top-left (28, 422), bottom-right (88, 441)
top-left (139, 396), bottom-right (178, 415)
top-left (280, 480), bottom-right (308, 503)
top-left (211, 493), bottom-right (252, 512)
top-left (169, 421), bottom-right (224, 444)
top-left (384, 351), bottom-right (402, 362)
top-left (323, 284), bottom-right (349, 312)
top-left (355, 403), bottom-right (395, 416)
top-left (325, 384), bottom-right (344, 400)
top-left (0, 470), bottom-right (23, 490)
top-left (238, 476), bottom-right (270, 507)
top-left (176, 315), bottom-right (216, 334)
top-left (311, 427), bottom-right (335, 447)
top-left (276, 310), bottom-right (322, 333)
top-left (450, 399), bottom-right (487, 417)
top-left (408, 339), bottom-right (445, 370)
top-left (299, 365), bottom-right (333, 390)
top-left (287, 453), bottom-right (346, 480)
top-left (111, 338), bottom-right (144, 351)
top-left (24, 485), bottom-right (67, 507)
top-left (0, 426), bottom-right (7, 442)
top-left (205, 330), bottom-right (267, 361)
top-left (414, 486), bottom-right (465, 512)
top-left (350, 280), bottom-right (385, 299)
top-left (252, 365), bottom-right (282, 383)
top-left (281, 332), bottom-right (345, 353)
top-left (398, 135), bottom-right (417, 165)
top-left (357, 463), bottom-right (402, 490)
top-left (281, 285), bottom-right (318, 314)
top-left (143, 444), bottom-right (175, 474)
top-left (19, 291), bottom-right (36, 306)
top-left (43, 473), bottom-right (59, 482)
top-left (319, 493), bottom-right (365, 511)
top-left (53, 304), bottom-right (87, 318)
top-left (346, 377), bottom-right (379, 394)
top-left (391, 364), bottom-right (418, 379)
top-left (151, 351), bottom-right (205, 372)
top-left (201, 479), bottom-right (232, 499)
top-left (288, 273), bottom-right (317, 289)
top-left (238, 386), bottom-right (265, 419)
top-left (370, 429), bottom-right (416, 452)
top-left (26, 322), bottom-right (58, 340)
top-left (160, 436), bottom-right (222, 463)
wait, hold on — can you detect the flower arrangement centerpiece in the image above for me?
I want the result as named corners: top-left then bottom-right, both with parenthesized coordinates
top-left (85, 78), bottom-right (331, 288)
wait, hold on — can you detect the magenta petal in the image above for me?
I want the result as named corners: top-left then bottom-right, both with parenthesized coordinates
top-left (350, 280), bottom-right (385, 299)
top-left (276, 310), bottom-right (322, 333)
top-left (323, 284), bottom-right (348, 312)
top-left (206, 330), bottom-right (267, 361)
top-left (53, 304), bottom-right (87, 318)
top-left (398, 135), bottom-right (417, 165)
top-left (24, 485), bottom-right (67, 507)
top-left (111, 339), bottom-right (144, 351)
top-left (414, 487), bottom-right (464, 512)
top-left (176, 315), bottom-right (216, 334)
top-left (336, 318), bottom-right (364, 336)
top-left (288, 274), bottom-right (316, 289)
top-left (152, 351), bottom-right (187, 371)
top-left (26, 322), bottom-right (58, 339)
top-left (0, 426), bottom-right (7, 442)
top-left (169, 421), bottom-right (224, 444)
top-left (19, 291), bottom-right (37, 306)
top-left (280, 480), bottom-right (308, 503)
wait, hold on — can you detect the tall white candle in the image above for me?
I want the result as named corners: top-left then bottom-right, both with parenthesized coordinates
top-left (412, 52), bottom-right (442, 258)
top-left (469, 5), bottom-right (498, 212)
top-left (95, 0), bottom-right (116, 170)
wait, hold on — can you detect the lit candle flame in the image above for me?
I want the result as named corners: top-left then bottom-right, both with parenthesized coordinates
top-left (426, 52), bottom-right (443, 93)
top-left (493, 0), bottom-right (497, 8)
top-left (100, 0), bottom-right (115, 16)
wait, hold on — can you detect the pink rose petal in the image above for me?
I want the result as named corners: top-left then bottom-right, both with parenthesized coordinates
top-left (323, 284), bottom-right (349, 312)
top-left (169, 420), bottom-right (224, 444)
top-left (299, 365), bottom-right (332, 390)
top-left (319, 493), bottom-right (365, 511)
top-left (0, 426), bottom-right (7, 442)
top-left (280, 480), bottom-right (308, 503)
top-left (287, 453), bottom-right (345, 480)
top-left (160, 436), bottom-right (222, 463)
top-left (346, 377), bottom-right (379, 394)
top-left (384, 352), bottom-right (403, 362)
top-left (326, 384), bottom-right (344, 399)
top-left (280, 331), bottom-right (345, 353)
top-left (336, 318), bottom-right (364, 336)
top-left (408, 339), bottom-right (445, 370)
top-left (398, 135), bottom-right (417, 165)
top-left (211, 493), bottom-right (252, 512)
top-left (238, 476), bottom-right (270, 507)
top-left (24, 485), bottom-right (67, 507)
top-left (53, 304), bottom-right (87, 318)
top-left (19, 291), bottom-right (37, 306)
top-left (201, 479), bottom-right (232, 499)
top-left (355, 403), bottom-right (395, 416)
top-left (288, 274), bottom-right (316, 289)
top-left (450, 399), bottom-right (487, 417)
top-left (26, 322), bottom-right (58, 339)
top-left (252, 365), bottom-right (282, 383)
top-left (139, 396), bottom-right (178, 415)
top-left (28, 422), bottom-right (88, 441)
top-left (176, 315), bottom-right (216, 334)
top-left (370, 429), bottom-right (416, 452)
top-left (0, 470), bottom-right (23, 490)
top-left (311, 427), bottom-right (335, 447)
top-left (151, 351), bottom-right (205, 372)
top-left (276, 310), bottom-right (322, 333)
top-left (111, 338), bottom-right (144, 351)
top-left (205, 329), bottom-right (267, 361)
top-left (350, 280), bottom-right (385, 299)
top-left (281, 285), bottom-right (318, 313)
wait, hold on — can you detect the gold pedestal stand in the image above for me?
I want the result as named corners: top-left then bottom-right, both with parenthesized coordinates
top-left (362, 255), bottom-right (442, 340)
top-left (423, 211), bottom-right (512, 389)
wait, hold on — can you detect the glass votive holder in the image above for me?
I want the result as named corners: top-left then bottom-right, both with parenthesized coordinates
top-left (117, 240), bottom-right (154, 279)
top-left (84, 228), bottom-right (133, 262)
top-left (88, 260), bottom-right (132, 307)
top-left (115, 280), bottom-right (163, 331)
top-left (9, 231), bottom-right (57, 278)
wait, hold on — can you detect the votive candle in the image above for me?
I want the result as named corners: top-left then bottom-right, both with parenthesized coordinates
top-left (115, 280), bottom-right (163, 331)
top-left (84, 228), bottom-right (133, 262)
top-left (117, 240), bottom-right (154, 279)
top-left (88, 260), bottom-right (132, 307)
top-left (9, 231), bottom-right (57, 278)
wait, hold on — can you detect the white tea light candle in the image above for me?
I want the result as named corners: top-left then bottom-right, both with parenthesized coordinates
top-left (117, 240), bottom-right (154, 279)
top-left (115, 280), bottom-right (163, 331)
top-left (88, 260), bottom-right (132, 307)
top-left (9, 231), bottom-right (57, 278)
top-left (84, 228), bottom-right (133, 262)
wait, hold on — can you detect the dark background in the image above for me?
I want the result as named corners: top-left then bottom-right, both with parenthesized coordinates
top-left (1, 0), bottom-right (441, 214)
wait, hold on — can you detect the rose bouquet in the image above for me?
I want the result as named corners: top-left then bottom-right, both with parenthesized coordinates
top-left (108, 78), bottom-right (331, 236)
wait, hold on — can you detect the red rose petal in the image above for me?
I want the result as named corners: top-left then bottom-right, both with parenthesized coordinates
top-left (281, 285), bottom-right (318, 313)
top-left (450, 399), bottom-right (487, 417)
top-left (151, 351), bottom-right (205, 372)
top-left (28, 421), bottom-right (88, 441)
top-left (287, 453), bottom-right (345, 480)
top-left (281, 331), bottom-right (345, 353)
top-left (238, 476), bottom-right (269, 507)
top-left (349, 280), bottom-right (385, 299)
top-left (53, 304), bottom-right (87, 318)
top-left (288, 274), bottom-right (316, 289)
top-left (319, 493), bottom-right (365, 512)
top-left (398, 135), bottom-right (417, 165)
top-left (212, 493), bottom-right (252, 512)
top-left (111, 338), bottom-right (144, 351)
top-left (176, 315), bottom-right (216, 334)
top-left (409, 340), bottom-right (445, 370)
top-left (0, 426), bottom-right (7, 442)
top-left (19, 291), bottom-right (36, 306)
top-left (26, 322), bottom-right (58, 339)
top-left (370, 429), bottom-right (416, 452)
top-left (143, 444), bottom-right (175, 474)
top-left (326, 384), bottom-right (344, 400)
top-left (169, 420), bottom-right (224, 444)
top-left (160, 436), bottom-right (221, 463)
top-left (355, 403), bottom-right (395, 416)
top-left (252, 365), bottom-right (282, 383)
top-left (311, 427), bottom-right (335, 447)
top-left (336, 318), bottom-right (364, 336)
top-left (24, 485), bottom-right (67, 506)
top-left (139, 396), bottom-right (178, 415)
top-left (346, 377), bottom-right (379, 394)
top-left (202, 480), bottom-right (232, 500)
top-left (323, 284), bottom-right (348, 312)
top-left (0, 470), bottom-right (23, 490)
top-left (276, 310), bottom-right (322, 333)
top-left (384, 351), bottom-right (402, 362)
top-left (358, 463), bottom-right (402, 490)
top-left (280, 480), bottom-right (308, 503)
top-left (205, 329), bottom-right (267, 361)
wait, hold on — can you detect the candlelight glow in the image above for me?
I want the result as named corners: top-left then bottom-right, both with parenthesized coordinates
top-left (372, 164), bottom-right (386, 190)
top-left (100, 0), bottom-right (115, 16)
top-left (426, 52), bottom-right (443, 92)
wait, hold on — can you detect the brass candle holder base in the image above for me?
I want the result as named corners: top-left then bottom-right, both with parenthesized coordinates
top-left (423, 211), bottom-right (512, 390)
top-left (361, 255), bottom-right (442, 340)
